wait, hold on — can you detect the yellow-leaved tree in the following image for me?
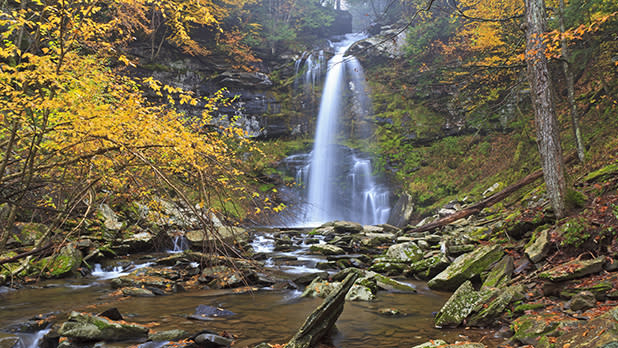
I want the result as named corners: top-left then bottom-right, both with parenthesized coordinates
top-left (0, 0), bottom-right (272, 275)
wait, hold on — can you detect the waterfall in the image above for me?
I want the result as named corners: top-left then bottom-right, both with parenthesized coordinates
top-left (292, 33), bottom-right (390, 226)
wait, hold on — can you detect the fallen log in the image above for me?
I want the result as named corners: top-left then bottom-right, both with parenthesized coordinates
top-left (0, 241), bottom-right (53, 265)
top-left (285, 272), bottom-right (359, 348)
top-left (409, 153), bottom-right (578, 233)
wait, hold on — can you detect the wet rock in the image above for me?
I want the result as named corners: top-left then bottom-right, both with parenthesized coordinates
top-left (409, 254), bottom-right (450, 280)
top-left (368, 260), bottom-right (408, 275)
top-left (301, 278), bottom-right (339, 298)
top-left (569, 291), bottom-right (596, 311)
top-left (434, 281), bottom-right (487, 327)
top-left (525, 229), bottom-right (551, 263)
top-left (189, 305), bottom-right (235, 321)
top-left (481, 255), bottom-right (514, 290)
top-left (98, 308), bottom-right (123, 321)
top-left (293, 272), bottom-right (328, 286)
top-left (345, 284), bottom-right (375, 301)
top-left (58, 311), bottom-right (148, 341)
top-left (185, 227), bottom-right (248, 249)
top-left (428, 244), bottom-right (504, 291)
top-left (385, 242), bottom-right (424, 263)
top-left (539, 257), bottom-right (605, 282)
top-left (199, 265), bottom-right (255, 289)
top-left (121, 287), bottom-right (155, 297)
top-left (308, 244), bottom-right (344, 256)
top-left (111, 267), bottom-right (179, 293)
top-left (377, 307), bottom-right (406, 316)
top-left (194, 332), bottom-right (233, 347)
top-left (0, 333), bottom-right (20, 348)
top-left (370, 273), bottom-right (416, 293)
top-left (331, 220), bottom-right (363, 234)
top-left (37, 243), bottom-right (83, 278)
top-left (286, 272), bottom-right (359, 348)
top-left (149, 329), bottom-right (189, 341)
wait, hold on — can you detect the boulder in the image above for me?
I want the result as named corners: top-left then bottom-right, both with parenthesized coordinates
top-left (58, 311), bottom-right (148, 341)
top-left (386, 193), bottom-right (414, 228)
top-left (525, 229), bottom-right (551, 263)
top-left (481, 255), bottom-right (514, 290)
top-left (37, 243), bottom-right (83, 278)
top-left (301, 278), bottom-right (339, 299)
top-left (552, 307), bottom-right (618, 347)
top-left (309, 244), bottom-right (344, 256)
top-left (186, 226), bottom-right (248, 249)
top-left (434, 281), bottom-right (487, 327)
top-left (385, 242), bottom-right (424, 263)
top-left (412, 340), bottom-right (448, 348)
top-left (569, 291), bottom-right (596, 311)
top-left (332, 220), bottom-right (363, 234)
top-left (194, 332), bottom-right (233, 347)
top-left (121, 287), bottom-right (155, 297)
top-left (539, 257), bottom-right (605, 282)
top-left (468, 284), bottom-right (525, 326)
top-left (368, 260), bottom-right (408, 275)
top-left (360, 233), bottom-right (395, 247)
top-left (370, 273), bottom-right (416, 293)
top-left (409, 254), bottom-right (450, 280)
top-left (428, 245), bottom-right (504, 291)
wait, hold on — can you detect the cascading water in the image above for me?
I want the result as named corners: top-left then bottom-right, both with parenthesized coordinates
top-left (290, 33), bottom-right (390, 226)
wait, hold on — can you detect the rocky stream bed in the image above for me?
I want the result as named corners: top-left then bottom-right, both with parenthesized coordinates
top-left (2, 198), bottom-right (618, 348)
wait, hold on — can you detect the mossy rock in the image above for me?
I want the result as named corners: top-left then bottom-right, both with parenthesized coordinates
top-left (427, 244), bottom-right (504, 291)
top-left (468, 284), bottom-right (525, 326)
top-left (513, 302), bottom-right (546, 313)
top-left (409, 254), bottom-right (450, 280)
top-left (539, 257), bottom-right (605, 282)
top-left (481, 255), bottom-right (513, 290)
top-left (370, 273), bottom-right (416, 293)
top-left (434, 281), bottom-right (488, 327)
top-left (511, 313), bottom-right (562, 345)
top-left (368, 260), bottom-right (408, 275)
top-left (58, 311), bottom-right (148, 341)
top-left (525, 228), bottom-right (551, 263)
top-left (36, 244), bottom-right (83, 278)
top-left (385, 242), bottom-right (424, 263)
top-left (560, 281), bottom-right (613, 300)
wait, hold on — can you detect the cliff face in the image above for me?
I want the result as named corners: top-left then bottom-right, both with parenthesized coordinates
top-left (125, 11), bottom-right (354, 141)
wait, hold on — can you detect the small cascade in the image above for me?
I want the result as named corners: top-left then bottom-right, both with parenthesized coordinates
top-left (294, 50), bottom-right (326, 93)
top-left (168, 235), bottom-right (190, 253)
top-left (91, 262), bottom-right (152, 280)
top-left (15, 328), bottom-right (51, 348)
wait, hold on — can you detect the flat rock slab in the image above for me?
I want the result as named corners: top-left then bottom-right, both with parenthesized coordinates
top-left (539, 257), bottom-right (605, 282)
top-left (428, 244), bottom-right (504, 291)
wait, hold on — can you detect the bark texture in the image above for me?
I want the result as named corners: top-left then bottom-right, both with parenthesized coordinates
top-left (525, 0), bottom-right (567, 218)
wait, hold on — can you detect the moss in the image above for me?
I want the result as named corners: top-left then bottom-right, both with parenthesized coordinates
top-left (565, 189), bottom-right (587, 210)
top-left (583, 162), bottom-right (618, 183)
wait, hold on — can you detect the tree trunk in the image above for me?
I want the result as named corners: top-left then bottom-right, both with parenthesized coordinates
top-left (525, 0), bottom-right (567, 218)
top-left (559, 0), bottom-right (586, 163)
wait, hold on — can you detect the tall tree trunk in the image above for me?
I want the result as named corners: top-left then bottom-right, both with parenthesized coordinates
top-left (559, 0), bottom-right (585, 163)
top-left (525, 0), bottom-right (567, 218)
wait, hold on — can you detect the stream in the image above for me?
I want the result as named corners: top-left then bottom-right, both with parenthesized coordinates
top-left (0, 229), bottom-right (497, 348)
